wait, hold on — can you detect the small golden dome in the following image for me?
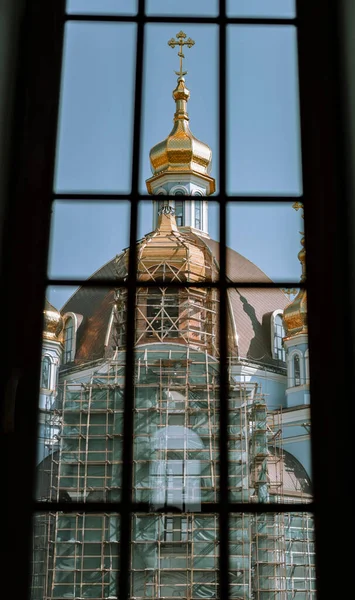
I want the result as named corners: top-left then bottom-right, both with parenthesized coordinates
top-left (283, 236), bottom-right (307, 338)
top-left (146, 76), bottom-right (215, 192)
top-left (43, 299), bottom-right (63, 341)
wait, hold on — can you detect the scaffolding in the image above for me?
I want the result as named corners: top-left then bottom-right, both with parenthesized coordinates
top-left (32, 349), bottom-right (315, 600)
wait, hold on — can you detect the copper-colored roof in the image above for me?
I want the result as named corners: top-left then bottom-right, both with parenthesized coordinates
top-left (62, 234), bottom-right (288, 366)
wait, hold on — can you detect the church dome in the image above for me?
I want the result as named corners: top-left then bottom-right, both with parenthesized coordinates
top-left (149, 77), bottom-right (213, 178)
top-left (146, 76), bottom-right (215, 195)
top-left (43, 299), bottom-right (63, 341)
top-left (283, 237), bottom-right (307, 337)
top-left (60, 224), bottom-right (289, 366)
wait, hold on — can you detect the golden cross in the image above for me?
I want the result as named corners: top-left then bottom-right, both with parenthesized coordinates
top-left (168, 31), bottom-right (195, 77)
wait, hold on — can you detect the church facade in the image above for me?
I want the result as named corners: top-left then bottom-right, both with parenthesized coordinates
top-left (32, 34), bottom-right (315, 600)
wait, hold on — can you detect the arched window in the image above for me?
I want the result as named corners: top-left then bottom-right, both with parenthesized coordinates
top-left (305, 349), bottom-right (310, 384)
top-left (64, 317), bottom-right (74, 363)
top-left (147, 288), bottom-right (179, 339)
top-left (151, 425), bottom-right (204, 511)
top-left (194, 199), bottom-right (202, 229)
top-left (273, 313), bottom-right (286, 361)
top-left (41, 356), bottom-right (51, 389)
top-left (293, 354), bottom-right (301, 386)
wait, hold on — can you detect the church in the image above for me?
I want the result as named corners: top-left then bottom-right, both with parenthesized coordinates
top-left (32, 32), bottom-right (315, 600)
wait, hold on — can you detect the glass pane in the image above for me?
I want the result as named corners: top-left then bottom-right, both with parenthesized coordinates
top-left (67, 0), bottom-right (137, 14)
top-left (228, 287), bottom-right (312, 499)
top-left (131, 513), bottom-right (219, 598)
top-left (227, 202), bottom-right (303, 283)
top-left (139, 199), bottom-right (220, 281)
top-left (31, 512), bottom-right (120, 599)
top-left (146, 0), bottom-right (218, 15)
top-left (140, 24), bottom-right (218, 194)
top-left (55, 22), bottom-right (136, 193)
top-left (227, 26), bottom-right (302, 195)
top-left (229, 513), bottom-right (316, 598)
top-left (48, 201), bottom-right (130, 280)
top-left (227, 0), bottom-right (295, 17)
top-left (36, 286), bottom-right (126, 503)
top-left (133, 318), bottom-right (220, 506)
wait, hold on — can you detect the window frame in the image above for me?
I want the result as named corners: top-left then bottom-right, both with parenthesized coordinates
top-left (0, 1), bottom-right (354, 599)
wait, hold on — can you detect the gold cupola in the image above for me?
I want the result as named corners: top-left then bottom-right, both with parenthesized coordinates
top-left (283, 204), bottom-right (307, 338)
top-left (43, 299), bottom-right (63, 341)
top-left (146, 32), bottom-right (215, 195)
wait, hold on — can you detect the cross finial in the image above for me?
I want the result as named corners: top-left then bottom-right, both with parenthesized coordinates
top-left (168, 31), bottom-right (195, 78)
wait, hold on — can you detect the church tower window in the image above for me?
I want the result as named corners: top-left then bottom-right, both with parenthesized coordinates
top-left (64, 317), bottom-right (74, 363)
top-left (273, 313), bottom-right (286, 361)
top-left (294, 354), bottom-right (301, 386)
top-left (195, 199), bottom-right (202, 229)
top-left (41, 356), bottom-right (51, 389)
top-left (175, 200), bottom-right (184, 226)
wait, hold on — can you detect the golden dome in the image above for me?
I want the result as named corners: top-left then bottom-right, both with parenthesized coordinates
top-left (43, 299), bottom-right (63, 341)
top-left (283, 236), bottom-right (307, 338)
top-left (146, 76), bottom-right (215, 193)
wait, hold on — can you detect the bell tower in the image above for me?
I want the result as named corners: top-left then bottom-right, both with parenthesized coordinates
top-left (146, 31), bottom-right (215, 236)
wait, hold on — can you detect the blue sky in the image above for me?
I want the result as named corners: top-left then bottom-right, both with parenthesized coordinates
top-left (49, 0), bottom-right (301, 309)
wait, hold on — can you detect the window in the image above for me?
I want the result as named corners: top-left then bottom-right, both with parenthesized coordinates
top-left (273, 313), bottom-right (286, 361)
top-left (40, 356), bottom-right (51, 389)
top-left (194, 199), bottom-right (202, 229)
top-left (175, 200), bottom-right (184, 226)
top-left (63, 317), bottom-right (74, 363)
top-left (3, 2), bottom-right (353, 598)
top-left (294, 354), bottom-right (301, 386)
top-left (151, 426), bottom-right (203, 511)
top-left (164, 516), bottom-right (188, 542)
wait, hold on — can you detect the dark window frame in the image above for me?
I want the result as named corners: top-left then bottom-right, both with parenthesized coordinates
top-left (0, 1), bottom-right (353, 599)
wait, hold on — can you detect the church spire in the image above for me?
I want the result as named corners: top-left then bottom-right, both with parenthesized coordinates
top-left (146, 32), bottom-right (215, 236)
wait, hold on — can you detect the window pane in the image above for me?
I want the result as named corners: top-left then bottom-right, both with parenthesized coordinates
top-left (48, 201), bottom-right (130, 280)
top-left (36, 286), bottom-right (127, 502)
top-left (31, 512), bottom-right (120, 600)
top-left (55, 23), bottom-right (136, 193)
top-left (133, 320), bottom-right (220, 506)
top-left (139, 200), bottom-right (220, 282)
top-left (228, 287), bottom-right (312, 498)
top-left (227, 0), bottom-right (295, 17)
top-left (227, 26), bottom-right (302, 194)
top-left (227, 202), bottom-right (303, 283)
top-left (229, 513), bottom-right (316, 598)
top-left (140, 24), bottom-right (218, 194)
top-left (146, 0), bottom-right (218, 15)
top-left (67, 0), bottom-right (137, 14)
